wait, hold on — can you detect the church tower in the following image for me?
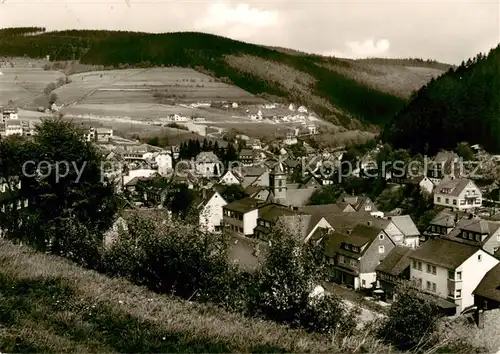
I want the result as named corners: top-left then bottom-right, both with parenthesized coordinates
top-left (269, 163), bottom-right (287, 204)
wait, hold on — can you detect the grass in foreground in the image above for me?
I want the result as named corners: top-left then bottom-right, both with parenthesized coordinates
top-left (0, 240), bottom-right (340, 353)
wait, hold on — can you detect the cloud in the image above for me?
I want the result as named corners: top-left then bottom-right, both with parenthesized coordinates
top-left (195, 2), bottom-right (280, 39)
top-left (323, 38), bottom-right (391, 59)
top-left (198, 2), bottom-right (279, 28)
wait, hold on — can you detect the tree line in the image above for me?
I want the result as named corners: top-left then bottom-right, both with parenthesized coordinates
top-left (383, 45), bottom-right (500, 154)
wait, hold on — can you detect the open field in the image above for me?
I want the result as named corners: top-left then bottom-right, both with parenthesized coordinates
top-left (0, 239), bottom-right (334, 353)
top-left (53, 67), bottom-right (265, 107)
top-left (0, 67), bottom-right (65, 106)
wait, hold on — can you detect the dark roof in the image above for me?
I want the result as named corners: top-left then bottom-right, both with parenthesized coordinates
top-left (323, 225), bottom-right (384, 258)
top-left (298, 203), bottom-right (352, 215)
top-left (258, 203), bottom-right (302, 221)
top-left (473, 263), bottom-right (500, 302)
top-left (224, 197), bottom-right (268, 213)
top-left (430, 209), bottom-right (466, 228)
top-left (324, 232), bottom-right (349, 258)
top-left (443, 218), bottom-right (500, 246)
top-left (376, 246), bottom-right (413, 276)
top-left (434, 178), bottom-right (476, 197)
top-left (409, 238), bottom-right (479, 269)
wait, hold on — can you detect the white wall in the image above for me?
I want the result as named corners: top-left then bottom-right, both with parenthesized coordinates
top-left (156, 154), bottom-right (173, 177)
top-left (457, 250), bottom-right (499, 313)
top-left (220, 171), bottom-right (240, 185)
top-left (199, 193), bottom-right (227, 232)
top-left (243, 209), bottom-right (259, 236)
top-left (123, 169), bottom-right (157, 185)
top-left (360, 272), bottom-right (377, 289)
top-left (304, 217), bottom-right (332, 243)
top-left (384, 222), bottom-right (404, 246)
top-left (410, 262), bottom-right (449, 299)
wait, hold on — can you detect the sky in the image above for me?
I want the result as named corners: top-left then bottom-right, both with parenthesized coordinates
top-left (0, 0), bottom-right (498, 65)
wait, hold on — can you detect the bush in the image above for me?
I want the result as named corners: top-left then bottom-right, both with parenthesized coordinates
top-left (253, 226), bottom-right (357, 334)
top-left (378, 285), bottom-right (441, 350)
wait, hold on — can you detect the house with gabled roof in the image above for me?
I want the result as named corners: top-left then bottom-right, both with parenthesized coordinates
top-left (198, 189), bottom-right (227, 233)
top-left (375, 246), bottom-right (413, 302)
top-left (427, 151), bottom-right (461, 185)
top-left (219, 169), bottom-right (243, 185)
top-left (433, 178), bottom-right (482, 210)
top-left (323, 225), bottom-right (396, 290)
top-left (442, 217), bottom-right (500, 257)
top-left (421, 209), bottom-right (468, 242)
top-left (254, 205), bottom-right (333, 243)
top-left (337, 194), bottom-right (379, 214)
top-left (409, 238), bottom-right (499, 315)
top-left (222, 197), bottom-right (270, 237)
top-left (389, 215), bottom-right (420, 249)
top-left (195, 151), bottom-right (221, 178)
top-left (473, 263), bottom-right (500, 314)
top-left (405, 175), bottom-right (434, 195)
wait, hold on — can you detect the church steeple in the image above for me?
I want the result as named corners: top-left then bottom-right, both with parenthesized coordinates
top-left (269, 162), bottom-right (287, 204)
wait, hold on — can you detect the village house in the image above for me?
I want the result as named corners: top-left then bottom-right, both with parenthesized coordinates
top-left (405, 175), bottom-right (434, 195)
top-left (324, 225), bottom-right (396, 290)
top-left (96, 128), bottom-right (113, 142)
top-left (219, 170), bottom-right (243, 185)
top-left (433, 178), bottom-right (482, 210)
top-left (442, 217), bottom-right (500, 257)
top-left (388, 215), bottom-right (421, 249)
top-left (337, 194), bottom-right (379, 214)
top-left (239, 148), bottom-right (258, 166)
top-left (0, 105), bottom-right (18, 122)
top-left (240, 166), bottom-right (269, 188)
top-left (154, 152), bottom-right (173, 177)
top-left (198, 190), bottom-right (227, 233)
top-left (427, 151), bottom-right (461, 185)
top-left (421, 209), bottom-right (468, 242)
top-left (473, 263), bottom-right (500, 314)
top-left (0, 176), bottom-right (29, 237)
top-left (195, 151), bottom-right (221, 178)
top-left (253, 204), bottom-right (333, 242)
top-left (408, 238), bottom-right (499, 315)
top-left (375, 246), bottom-right (413, 302)
top-left (5, 119), bottom-right (22, 136)
top-left (222, 197), bottom-right (270, 237)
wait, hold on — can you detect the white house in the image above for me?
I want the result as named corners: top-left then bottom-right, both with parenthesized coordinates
top-left (232, 102), bottom-right (239, 109)
top-left (409, 238), bottom-right (499, 314)
top-left (219, 170), bottom-right (242, 185)
top-left (288, 103), bottom-right (296, 111)
top-left (298, 106), bottom-right (308, 113)
top-left (433, 178), bottom-right (482, 210)
top-left (5, 119), bottom-right (22, 136)
top-left (199, 191), bottom-right (227, 233)
top-left (195, 151), bottom-right (221, 178)
top-left (122, 169), bottom-right (157, 185)
top-left (155, 153), bottom-right (173, 177)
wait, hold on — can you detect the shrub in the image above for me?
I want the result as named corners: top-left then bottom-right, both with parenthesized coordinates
top-left (378, 285), bottom-right (441, 350)
top-left (253, 226), bottom-right (357, 334)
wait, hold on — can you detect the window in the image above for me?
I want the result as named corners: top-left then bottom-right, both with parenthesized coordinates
top-left (378, 245), bottom-right (385, 253)
top-left (379, 234), bottom-right (384, 240)
top-left (431, 225), bottom-right (436, 232)
top-left (453, 200), bottom-right (457, 205)
top-left (339, 255), bottom-right (345, 264)
top-left (362, 280), bottom-right (366, 287)
top-left (448, 270), bottom-right (454, 280)
top-left (478, 254), bottom-right (482, 262)
top-left (430, 265), bottom-right (436, 275)
top-left (413, 260), bottom-right (417, 269)
top-left (417, 262), bottom-right (422, 271)
top-left (460, 200), bottom-right (466, 205)
top-left (426, 281), bottom-right (431, 290)
top-left (456, 289), bottom-right (461, 298)
top-left (432, 283), bottom-right (436, 292)
top-left (427, 264), bottom-right (432, 273)
top-left (365, 205), bottom-right (372, 211)
top-left (350, 259), bottom-right (356, 267)
top-left (437, 197), bottom-right (441, 202)
top-left (445, 198), bottom-right (449, 204)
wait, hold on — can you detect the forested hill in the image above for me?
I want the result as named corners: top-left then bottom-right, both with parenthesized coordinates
top-left (0, 27), bottom-right (449, 130)
top-left (383, 44), bottom-right (500, 154)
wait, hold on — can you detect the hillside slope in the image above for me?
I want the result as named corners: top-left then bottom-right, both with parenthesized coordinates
top-left (383, 45), bottom-right (500, 154)
top-left (0, 239), bottom-right (334, 353)
top-left (0, 27), bottom-right (450, 129)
